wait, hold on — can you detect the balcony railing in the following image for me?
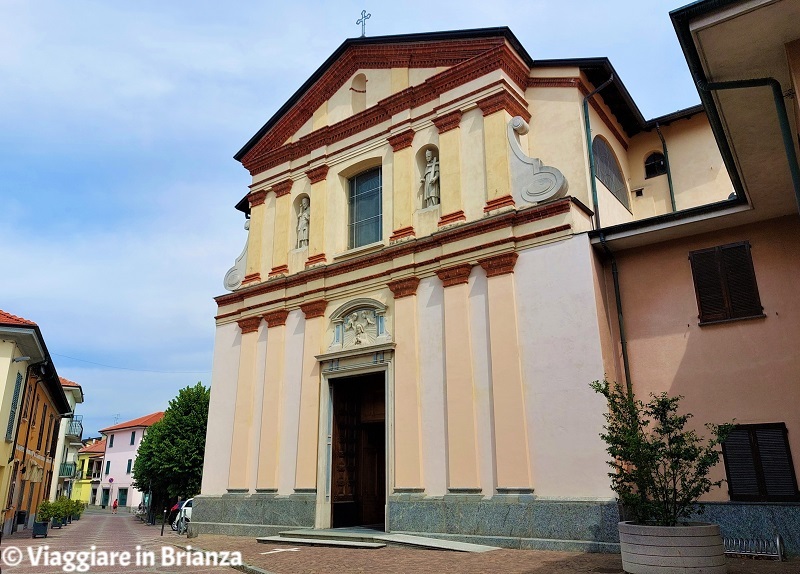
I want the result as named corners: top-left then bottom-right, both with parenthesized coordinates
top-left (65, 415), bottom-right (83, 440)
top-left (59, 462), bottom-right (77, 478)
top-left (91, 471), bottom-right (101, 481)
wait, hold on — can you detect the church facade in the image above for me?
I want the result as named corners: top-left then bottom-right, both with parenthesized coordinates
top-left (195, 24), bottom-right (799, 551)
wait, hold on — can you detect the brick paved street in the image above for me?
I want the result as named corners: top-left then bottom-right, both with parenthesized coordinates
top-left (1, 510), bottom-right (798, 573)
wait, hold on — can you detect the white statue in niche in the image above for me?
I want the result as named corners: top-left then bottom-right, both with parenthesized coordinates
top-left (420, 149), bottom-right (440, 208)
top-left (296, 197), bottom-right (310, 249)
top-left (345, 310), bottom-right (375, 345)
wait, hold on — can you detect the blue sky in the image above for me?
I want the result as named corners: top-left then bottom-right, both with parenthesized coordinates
top-left (0, 0), bottom-right (698, 437)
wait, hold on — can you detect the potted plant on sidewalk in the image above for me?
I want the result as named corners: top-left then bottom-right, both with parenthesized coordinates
top-left (33, 501), bottom-right (52, 538)
top-left (591, 379), bottom-right (733, 574)
top-left (50, 497), bottom-right (65, 529)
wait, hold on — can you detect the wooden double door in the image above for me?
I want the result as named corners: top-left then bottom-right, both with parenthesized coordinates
top-left (330, 373), bottom-right (386, 529)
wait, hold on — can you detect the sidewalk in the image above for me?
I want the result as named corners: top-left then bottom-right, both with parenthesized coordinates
top-left (186, 533), bottom-right (800, 574)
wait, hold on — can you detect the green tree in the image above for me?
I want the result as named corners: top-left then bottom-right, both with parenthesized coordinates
top-left (132, 382), bottom-right (210, 509)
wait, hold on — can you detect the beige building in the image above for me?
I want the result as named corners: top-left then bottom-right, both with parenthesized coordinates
top-left (197, 16), bottom-right (799, 553)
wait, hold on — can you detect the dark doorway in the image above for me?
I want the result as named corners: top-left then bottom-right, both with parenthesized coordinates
top-left (330, 372), bottom-right (386, 529)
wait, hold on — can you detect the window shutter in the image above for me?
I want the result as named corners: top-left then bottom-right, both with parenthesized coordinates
top-left (720, 243), bottom-right (763, 319)
top-left (5, 372), bottom-right (23, 441)
top-left (723, 428), bottom-right (760, 498)
top-left (755, 426), bottom-right (799, 498)
top-left (690, 249), bottom-right (727, 323)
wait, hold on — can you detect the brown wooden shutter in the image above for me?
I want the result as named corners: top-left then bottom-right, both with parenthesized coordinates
top-left (755, 426), bottom-right (799, 499)
top-left (720, 242), bottom-right (763, 319)
top-left (722, 427), bottom-right (760, 498)
top-left (689, 248), bottom-right (727, 323)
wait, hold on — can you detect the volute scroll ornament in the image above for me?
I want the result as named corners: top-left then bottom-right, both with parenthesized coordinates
top-left (507, 116), bottom-right (569, 205)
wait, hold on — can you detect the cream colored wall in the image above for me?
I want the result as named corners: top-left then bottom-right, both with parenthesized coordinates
top-left (626, 114), bottom-right (733, 219)
top-left (277, 310), bottom-right (304, 495)
top-left (516, 236), bottom-right (614, 498)
top-left (199, 322), bottom-right (240, 495)
top-left (0, 342), bottom-right (24, 511)
top-left (613, 215), bottom-right (800, 499)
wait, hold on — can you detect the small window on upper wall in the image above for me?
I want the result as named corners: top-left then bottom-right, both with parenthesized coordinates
top-left (130, 431), bottom-right (135, 445)
top-left (722, 423), bottom-right (800, 502)
top-left (689, 241), bottom-right (765, 325)
top-left (348, 167), bottom-right (382, 249)
top-left (592, 137), bottom-right (630, 210)
top-left (644, 152), bottom-right (667, 179)
top-left (109, 434), bottom-right (114, 448)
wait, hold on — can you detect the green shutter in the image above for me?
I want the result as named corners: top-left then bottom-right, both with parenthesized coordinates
top-left (5, 373), bottom-right (23, 441)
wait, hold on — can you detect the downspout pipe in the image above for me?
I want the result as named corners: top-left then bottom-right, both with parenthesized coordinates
top-left (582, 75), bottom-right (634, 397)
top-left (698, 77), bottom-right (800, 214)
top-left (655, 122), bottom-right (677, 212)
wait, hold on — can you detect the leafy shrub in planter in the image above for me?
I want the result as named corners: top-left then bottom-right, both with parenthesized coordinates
top-left (590, 379), bottom-right (733, 526)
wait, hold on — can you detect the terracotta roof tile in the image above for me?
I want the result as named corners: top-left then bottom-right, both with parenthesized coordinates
top-left (79, 439), bottom-right (106, 454)
top-left (0, 309), bottom-right (37, 327)
top-left (99, 411), bottom-right (164, 433)
top-left (59, 377), bottom-right (80, 388)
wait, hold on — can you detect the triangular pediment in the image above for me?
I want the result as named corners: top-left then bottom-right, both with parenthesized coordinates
top-left (237, 28), bottom-right (532, 175)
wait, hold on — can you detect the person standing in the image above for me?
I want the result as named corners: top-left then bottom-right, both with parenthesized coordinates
top-left (112, 498), bottom-right (118, 514)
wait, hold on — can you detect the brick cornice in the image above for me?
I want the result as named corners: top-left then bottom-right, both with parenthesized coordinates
top-left (476, 91), bottom-right (531, 122)
top-left (436, 264), bottom-right (473, 288)
top-left (237, 316), bottom-right (262, 334)
top-left (387, 129), bottom-right (415, 152)
top-left (306, 165), bottom-right (330, 184)
top-left (248, 190), bottom-right (268, 208)
top-left (387, 276), bottom-right (421, 299)
top-left (432, 110), bottom-right (462, 134)
top-left (240, 40), bottom-right (532, 176)
top-left (215, 198), bottom-right (575, 308)
top-left (272, 180), bottom-right (293, 198)
top-left (389, 226), bottom-right (415, 242)
top-left (300, 299), bottom-right (328, 319)
top-left (263, 309), bottom-right (289, 327)
top-left (484, 195), bottom-right (516, 213)
top-left (241, 273), bottom-right (261, 286)
top-left (479, 252), bottom-right (519, 277)
top-left (438, 210), bottom-right (466, 227)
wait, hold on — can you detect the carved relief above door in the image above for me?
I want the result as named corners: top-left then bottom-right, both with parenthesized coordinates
top-left (327, 298), bottom-right (391, 353)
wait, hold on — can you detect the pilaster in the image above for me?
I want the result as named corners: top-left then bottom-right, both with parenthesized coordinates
top-left (434, 111), bottom-right (465, 227)
top-left (478, 252), bottom-right (532, 490)
top-left (270, 180), bottom-right (293, 277)
top-left (388, 130), bottom-right (416, 242)
top-left (435, 264), bottom-right (480, 491)
top-left (306, 166), bottom-right (329, 266)
top-left (243, 190), bottom-right (268, 286)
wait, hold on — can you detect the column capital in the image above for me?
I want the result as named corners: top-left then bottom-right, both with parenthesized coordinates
top-left (300, 299), bottom-right (328, 319)
top-left (432, 110), bottom-right (462, 134)
top-left (305, 165), bottom-right (330, 184)
top-left (272, 180), bottom-right (293, 197)
top-left (476, 92), bottom-right (531, 122)
top-left (436, 264), bottom-right (473, 287)
top-left (387, 129), bottom-right (415, 152)
top-left (263, 309), bottom-right (290, 328)
top-left (237, 316), bottom-right (262, 334)
top-left (478, 252), bottom-right (519, 277)
top-left (387, 276), bottom-right (421, 299)
top-left (248, 189), bottom-right (268, 208)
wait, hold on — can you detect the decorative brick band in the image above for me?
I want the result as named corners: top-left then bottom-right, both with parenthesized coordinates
top-left (387, 276), bottom-right (421, 299)
top-left (436, 264), bottom-right (473, 288)
top-left (263, 309), bottom-right (289, 327)
top-left (237, 316), bottom-right (262, 334)
top-left (387, 129), bottom-right (415, 152)
top-left (306, 165), bottom-right (330, 184)
top-left (300, 299), bottom-right (328, 319)
top-left (248, 190), bottom-right (268, 208)
top-left (432, 110), bottom-right (462, 134)
top-left (241, 272), bottom-right (261, 285)
top-left (476, 91), bottom-right (531, 122)
top-left (484, 195), bottom-right (516, 213)
top-left (305, 253), bottom-right (327, 267)
top-left (479, 252), bottom-right (519, 277)
top-left (438, 210), bottom-right (467, 227)
top-left (389, 226), bottom-right (415, 242)
top-left (272, 180), bottom-right (293, 197)
top-left (268, 264), bottom-right (289, 277)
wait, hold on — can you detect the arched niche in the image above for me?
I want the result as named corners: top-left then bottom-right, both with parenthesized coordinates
top-left (416, 144), bottom-right (440, 210)
top-left (327, 298), bottom-right (390, 352)
top-left (293, 193), bottom-right (310, 250)
top-left (351, 73), bottom-right (367, 114)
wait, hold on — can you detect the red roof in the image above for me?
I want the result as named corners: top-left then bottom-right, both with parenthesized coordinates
top-left (79, 439), bottom-right (106, 454)
top-left (59, 377), bottom-right (80, 388)
top-left (99, 411), bottom-right (164, 433)
top-left (0, 309), bottom-right (37, 327)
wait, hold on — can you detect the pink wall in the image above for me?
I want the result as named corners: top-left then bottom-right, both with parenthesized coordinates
top-left (606, 215), bottom-right (800, 500)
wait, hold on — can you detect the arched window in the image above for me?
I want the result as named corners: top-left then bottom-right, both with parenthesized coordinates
top-left (592, 137), bottom-right (629, 209)
top-left (351, 74), bottom-right (367, 114)
top-left (644, 151), bottom-right (667, 179)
